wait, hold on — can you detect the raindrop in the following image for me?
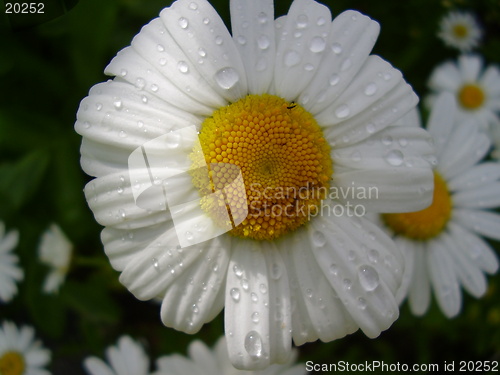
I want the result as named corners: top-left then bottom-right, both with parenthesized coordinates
top-left (383, 72), bottom-right (392, 81)
top-left (135, 78), bottom-right (146, 89)
top-left (157, 44), bottom-right (165, 52)
top-left (304, 63), bottom-right (314, 72)
top-left (364, 82), bottom-right (377, 96)
top-left (189, 2), bottom-right (198, 10)
top-left (237, 35), bottom-right (247, 45)
top-left (284, 50), bottom-right (301, 67)
top-left (151, 84), bottom-right (159, 92)
top-left (385, 150), bottom-right (404, 166)
top-left (215, 35), bottom-right (223, 45)
top-left (203, 17), bottom-right (210, 24)
top-left (334, 104), bottom-right (350, 118)
top-left (331, 42), bottom-right (342, 54)
top-left (259, 283), bottom-right (267, 294)
top-left (257, 12), bottom-right (268, 24)
top-left (214, 67), bottom-right (240, 90)
top-left (120, 69), bottom-right (127, 77)
top-left (192, 304), bottom-right (199, 313)
top-left (296, 14), bottom-right (308, 28)
top-left (178, 61), bottom-right (189, 74)
top-left (83, 121), bottom-right (91, 129)
top-left (166, 131), bottom-right (180, 148)
top-left (306, 288), bottom-right (313, 298)
top-left (329, 73), bottom-right (340, 86)
top-left (152, 258), bottom-right (160, 272)
top-left (309, 36), bottom-right (326, 53)
top-left (118, 209), bottom-right (126, 219)
top-left (159, 58), bottom-right (167, 66)
top-left (142, 95), bottom-right (148, 104)
top-left (343, 278), bottom-right (352, 291)
top-left (358, 265), bottom-right (380, 291)
top-left (241, 278), bottom-right (249, 291)
top-left (178, 17), bottom-right (189, 29)
top-left (271, 263), bottom-right (281, 280)
top-left (257, 35), bottom-right (270, 50)
top-left (230, 288), bottom-right (241, 302)
top-left (312, 230), bottom-right (326, 246)
top-left (113, 99), bottom-right (123, 110)
top-left (244, 331), bottom-right (263, 358)
top-left (251, 312), bottom-right (260, 323)
top-left (119, 130), bottom-right (127, 138)
top-left (95, 103), bottom-right (103, 111)
top-left (251, 292), bottom-right (258, 302)
top-left (198, 47), bottom-right (207, 57)
top-left (185, 231), bottom-right (194, 241)
top-left (317, 17), bottom-right (326, 26)
top-left (233, 265), bottom-right (243, 278)
top-left (381, 135), bottom-right (393, 146)
top-left (368, 249), bottom-right (380, 263)
top-left (399, 138), bottom-right (408, 147)
top-left (357, 297), bottom-right (367, 310)
top-left (329, 263), bottom-right (338, 275)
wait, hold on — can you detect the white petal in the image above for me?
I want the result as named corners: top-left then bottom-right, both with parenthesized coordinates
top-left (453, 208), bottom-right (500, 241)
top-left (83, 357), bottom-right (116, 375)
top-left (160, 237), bottom-right (230, 333)
top-left (309, 214), bottom-right (402, 338)
top-left (187, 340), bottom-right (219, 375)
top-left (428, 61), bottom-right (461, 92)
top-left (230, 0), bottom-right (276, 94)
top-left (110, 336), bottom-right (149, 375)
top-left (0, 229), bottom-right (19, 254)
top-left (225, 241), bottom-right (272, 370)
top-left (394, 237), bottom-right (416, 305)
top-left (452, 182), bottom-right (500, 209)
top-left (443, 231), bottom-right (487, 298)
top-left (427, 236), bottom-right (462, 318)
top-left (283, 229), bottom-right (357, 345)
top-left (160, 0), bottom-right (248, 101)
top-left (458, 54), bottom-right (482, 82)
top-left (426, 92), bottom-right (457, 161)
top-left (481, 65), bottom-right (500, 96)
top-left (407, 242), bottom-right (432, 316)
top-left (273, 0), bottom-right (331, 100)
top-left (448, 221), bottom-right (499, 274)
top-left (315, 56), bottom-right (403, 126)
top-left (447, 162), bottom-right (500, 192)
top-left (300, 10), bottom-right (380, 115)
top-left (105, 47), bottom-right (213, 116)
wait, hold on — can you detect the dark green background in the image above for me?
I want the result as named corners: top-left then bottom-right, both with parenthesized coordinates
top-left (0, 0), bottom-right (499, 374)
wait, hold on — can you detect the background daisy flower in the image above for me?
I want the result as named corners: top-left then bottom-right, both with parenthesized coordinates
top-left (83, 336), bottom-right (150, 375)
top-left (0, 222), bottom-right (23, 304)
top-left (0, 321), bottom-right (51, 375)
top-left (155, 336), bottom-right (305, 375)
top-left (38, 224), bottom-right (73, 294)
top-left (426, 54), bottom-right (500, 131)
top-left (75, 0), bottom-right (436, 369)
top-left (437, 11), bottom-right (482, 52)
top-left (379, 93), bottom-right (500, 318)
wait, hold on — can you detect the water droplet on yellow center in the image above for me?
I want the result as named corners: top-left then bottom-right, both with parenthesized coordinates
top-left (382, 172), bottom-right (452, 240)
top-left (193, 94), bottom-right (333, 240)
top-left (458, 83), bottom-right (485, 110)
top-left (0, 351), bottom-right (25, 375)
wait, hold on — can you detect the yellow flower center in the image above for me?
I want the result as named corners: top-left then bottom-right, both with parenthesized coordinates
top-left (458, 84), bottom-right (485, 110)
top-left (452, 24), bottom-right (468, 38)
top-left (382, 172), bottom-right (452, 240)
top-left (194, 94), bottom-right (332, 241)
top-left (0, 351), bottom-right (25, 375)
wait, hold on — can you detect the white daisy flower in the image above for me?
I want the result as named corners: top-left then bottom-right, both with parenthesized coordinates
top-left (0, 320), bottom-right (51, 375)
top-left (154, 336), bottom-right (304, 375)
top-left (378, 93), bottom-right (500, 318)
top-left (83, 336), bottom-right (150, 375)
top-left (426, 54), bottom-right (500, 131)
top-left (438, 11), bottom-right (482, 52)
top-left (75, 0), bottom-right (436, 369)
top-left (0, 222), bottom-right (23, 303)
top-left (38, 224), bottom-right (72, 294)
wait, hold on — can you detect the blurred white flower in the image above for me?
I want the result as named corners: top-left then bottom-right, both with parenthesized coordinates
top-left (438, 11), bottom-right (482, 52)
top-left (83, 336), bottom-right (150, 375)
top-left (75, 0), bottom-right (436, 369)
top-left (379, 93), bottom-right (500, 318)
top-left (38, 224), bottom-right (72, 294)
top-left (0, 222), bottom-right (23, 303)
top-left (0, 320), bottom-right (51, 375)
top-left (426, 54), bottom-right (500, 131)
top-left (154, 337), bottom-right (305, 375)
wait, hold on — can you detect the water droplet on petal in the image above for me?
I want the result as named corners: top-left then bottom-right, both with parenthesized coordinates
top-left (343, 278), bottom-right (352, 291)
top-left (237, 35), bottom-right (247, 45)
top-left (329, 263), bottom-right (338, 275)
top-left (95, 103), bottom-right (103, 111)
top-left (244, 331), bottom-right (263, 358)
top-left (284, 50), bottom-right (301, 67)
top-left (334, 104), bottom-right (350, 119)
top-left (331, 42), bottom-right (342, 54)
top-left (151, 84), bottom-right (159, 92)
top-left (157, 44), bottom-right (165, 52)
top-left (178, 17), bottom-right (189, 29)
top-left (296, 14), bottom-right (309, 28)
top-left (271, 263), bottom-right (282, 280)
top-left (120, 69), bottom-right (127, 77)
top-left (166, 131), bottom-right (180, 148)
top-left (385, 150), bottom-right (404, 166)
top-left (251, 292), bottom-right (258, 302)
top-left (382, 135), bottom-right (393, 146)
top-left (241, 278), bottom-right (249, 291)
top-left (185, 231), bottom-right (194, 241)
top-left (259, 283), bottom-right (267, 294)
top-left (178, 61), bottom-right (189, 74)
top-left (192, 304), bottom-right (199, 313)
top-left (230, 288), bottom-right (241, 302)
top-left (358, 265), bottom-right (380, 291)
top-left (312, 230), bottom-right (326, 246)
top-left (203, 17), bottom-right (210, 24)
top-left (329, 73), bottom-right (340, 86)
top-left (366, 123), bottom-right (375, 134)
top-left (119, 130), bottom-right (127, 138)
top-left (215, 35), bottom-right (223, 45)
top-left (152, 258), bottom-right (160, 272)
top-left (357, 297), bottom-right (367, 310)
top-left (364, 82), bottom-right (377, 96)
top-left (368, 249), bottom-right (380, 263)
top-left (198, 47), bottom-right (207, 57)
top-left (251, 312), bottom-right (260, 323)
top-left (189, 2), bottom-right (198, 10)
top-left (257, 12), bottom-right (268, 24)
top-left (159, 57), bottom-right (167, 66)
top-left (304, 63), bottom-right (314, 72)
top-left (341, 58), bottom-right (352, 71)
top-left (135, 78), bottom-right (146, 89)
top-left (316, 17), bottom-right (326, 26)
top-left (309, 36), bottom-right (326, 53)
top-left (257, 35), bottom-right (270, 50)
top-left (215, 67), bottom-right (240, 90)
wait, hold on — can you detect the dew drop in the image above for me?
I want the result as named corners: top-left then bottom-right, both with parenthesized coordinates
top-left (399, 138), bottom-right (408, 147)
top-left (192, 304), bottom-right (199, 313)
top-left (152, 258), bottom-right (160, 272)
top-left (141, 95), bottom-right (148, 104)
top-left (178, 61), bottom-right (189, 74)
top-left (251, 292), bottom-right (258, 302)
top-left (331, 42), bottom-right (343, 54)
top-left (257, 35), bottom-right (270, 50)
top-left (357, 297), bottom-right (367, 310)
top-left (284, 50), bottom-right (301, 67)
top-left (385, 150), bottom-right (404, 166)
top-left (343, 278), bottom-right (352, 290)
top-left (189, 2), bottom-right (198, 10)
top-left (158, 57), bottom-right (167, 66)
top-left (157, 44), bottom-right (165, 52)
top-left (271, 263), bottom-right (282, 280)
top-left (215, 35), bottom-right (223, 45)
top-left (95, 103), bottom-right (103, 111)
top-left (304, 63), bottom-right (314, 72)
top-left (368, 249), bottom-right (380, 263)
top-left (312, 230), bottom-right (326, 246)
top-left (214, 67), bottom-right (240, 90)
top-left (309, 36), bottom-right (326, 53)
top-left (135, 78), bottom-right (146, 89)
top-left (317, 17), bottom-right (326, 26)
top-left (178, 17), bottom-right (189, 29)
top-left (334, 104), bottom-right (350, 118)
top-left (198, 47), bottom-right (207, 57)
top-left (203, 17), bottom-right (210, 25)
top-left (120, 69), bottom-right (127, 77)
top-left (364, 82), bottom-right (377, 96)
top-left (165, 131), bottom-right (180, 148)
top-left (251, 312), bottom-right (260, 323)
top-left (233, 264), bottom-right (243, 278)
top-left (381, 135), bottom-right (393, 146)
top-left (296, 14), bottom-right (308, 28)
top-left (241, 278), bottom-right (249, 291)
top-left (366, 123), bottom-right (375, 134)
top-left (244, 331), bottom-right (263, 358)
top-left (329, 263), bottom-right (338, 275)
top-left (236, 35), bottom-right (247, 45)
top-left (329, 73), bottom-right (340, 86)
top-left (358, 265), bottom-right (380, 291)
top-left (119, 130), bottom-right (127, 138)
top-left (230, 288), bottom-right (241, 302)
top-left (151, 84), bottom-right (159, 92)
top-left (83, 121), bottom-right (91, 129)
top-left (259, 283), bottom-right (267, 294)
top-left (185, 231), bottom-right (194, 241)
top-left (257, 12), bottom-right (268, 24)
